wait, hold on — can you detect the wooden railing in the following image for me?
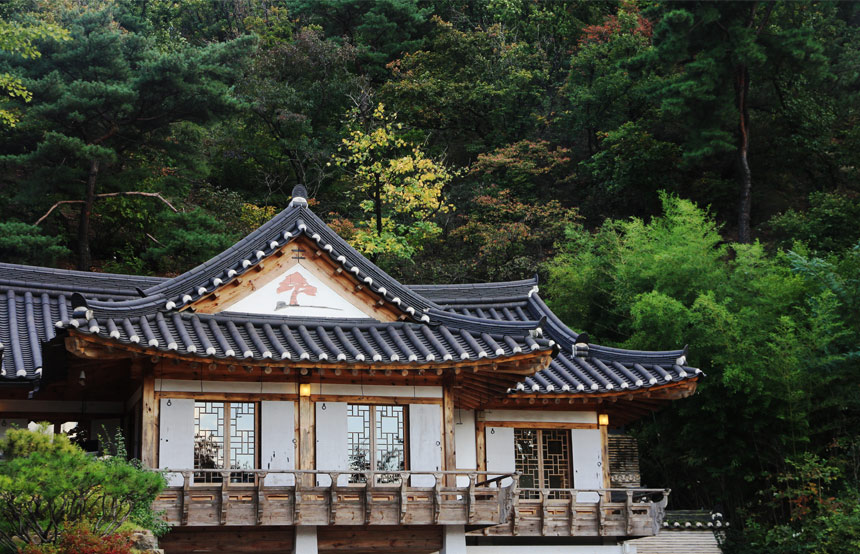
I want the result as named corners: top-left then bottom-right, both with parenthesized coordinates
top-left (471, 487), bottom-right (670, 538)
top-left (153, 469), bottom-right (517, 527)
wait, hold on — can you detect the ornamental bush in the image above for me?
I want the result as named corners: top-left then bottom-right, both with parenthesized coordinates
top-left (17, 521), bottom-right (134, 554)
top-left (0, 425), bottom-right (165, 552)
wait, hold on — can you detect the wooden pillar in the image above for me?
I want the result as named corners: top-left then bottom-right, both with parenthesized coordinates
top-left (442, 378), bottom-right (456, 486)
top-left (599, 414), bottom-right (611, 489)
top-left (140, 361), bottom-right (157, 468)
top-left (298, 390), bottom-right (314, 486)
top-left (475, 415), bottom-right (486, 472)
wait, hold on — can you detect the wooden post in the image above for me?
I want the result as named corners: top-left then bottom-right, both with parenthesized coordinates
top-left (442, 377), bottom-right (457, 486)
top-left (140, 361), bottom-right (157, 468)
top-left (599, 414), bottom-right (611, 489)
top-left (298, 393), bottom-right (314, 487)
top-left (475, 415), bottom-right (486, 472)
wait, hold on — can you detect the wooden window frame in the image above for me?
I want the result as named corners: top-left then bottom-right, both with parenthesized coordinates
top-left (347, 403), bottom-right (409, 481)
top-left (193, 400), bottom-right (260, 484)
top-left (514, 428), bottom-right (573, 494)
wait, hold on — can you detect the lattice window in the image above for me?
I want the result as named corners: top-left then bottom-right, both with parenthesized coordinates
top-left (514, 428), bottom-right (572, 499)
top-left (194, 401), bottom-right (257, 483)
top-left (347, 404), bottom-right (406, 483)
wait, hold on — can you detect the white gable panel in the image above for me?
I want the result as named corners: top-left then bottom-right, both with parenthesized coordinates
top-left (572, 428), bottom-right (603, 503)
top-left (261, 401), bottom-right (295, 486)
top-left (226, 264), bottom-right (369, 319)
top-left (159, 398), bottom-right (194, 486)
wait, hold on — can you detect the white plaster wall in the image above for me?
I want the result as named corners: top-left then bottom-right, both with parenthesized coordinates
top-left (315, 401), bottom-right (348, 486)
top-left (158, 398), bottom-right (194, 486)
top-left (485, 426), bottom-right (515, 487)
top-left (409, 404), bottom-right (442, 486)
top-left (572, 428), bottom-right (603, 502)
top-left (156, 379), bottom-right (299, 394)
top-left (317, 383), bottom-right (442, 398)
top-left (261, 401), bottom-right (295, 485)
top-left (155, 380), bottom-right (443, 398)
top-left (453, 409), bottom-right (476, 487)
top-left (482, 409), bottom-right (596, 423)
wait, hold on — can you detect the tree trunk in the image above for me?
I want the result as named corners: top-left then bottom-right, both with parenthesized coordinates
top-left (374, 176), bottom-right (383, 237)
top-left (76, 159), bottom-right (99, 270)
top-left (735, 64), bottom-right (752, 243)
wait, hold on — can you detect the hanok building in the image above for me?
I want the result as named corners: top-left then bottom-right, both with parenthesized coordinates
top-left (0, 187), bottom-right (700, 554)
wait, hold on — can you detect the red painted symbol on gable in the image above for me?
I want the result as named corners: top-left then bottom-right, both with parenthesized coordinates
top-left (276, 272), bottom-right (318, 306)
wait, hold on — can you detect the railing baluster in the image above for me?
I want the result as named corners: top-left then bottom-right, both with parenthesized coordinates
top-left (569, 489), bottom-right (577, 536)
top-left (364, 471), bottom-right (373, 525)
top-left (597, 490), bottom-right (605, 536)
top-left (626, 489), bottom-right (634, 535)
top-left (256, 472), bottom-right (266, 525)
top-left (540, 489), bottom-right (549, 536)
top-left (294, 471), bottom-right (302, 525)
top-left (511, 475), bottom-right (520, 536)
top-left (329, 472), bottom-right (339, 525)
top-left (399, 472), bottom-right (409, 524)
top-left (219, 471), bottom-right (230, 525)
top-left (467, 473), bottom-right (476, 524)
top-left (433, 473), bottom-right (442, 524)
top-left (180, 471), bottom-right (191, 526)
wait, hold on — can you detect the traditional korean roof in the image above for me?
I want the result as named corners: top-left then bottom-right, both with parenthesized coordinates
top-left (0, 185), bottom-right (699, 399)
top-left (415, 279), bottom-right (701, 395)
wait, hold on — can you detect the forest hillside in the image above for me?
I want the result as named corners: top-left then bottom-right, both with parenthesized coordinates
top-left (1, 1), bottom-right (858, 551)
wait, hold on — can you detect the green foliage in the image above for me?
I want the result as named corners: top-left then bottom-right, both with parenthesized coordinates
top-left (333, 103), bottom-right (455, 260)
top-left (725, 454), bottom-right (860, 554)
top-left (0, 0), bottom-right (251, 268)
top-left (545, 196), bottom-right (860, 541)
top-left (0, 426), bottom-right (165, 551)
top-left (0, 13), bottom-right (69, 126)
top-left (582, 121), bottom-right (680, 215)
top-left (383, 16), bottom-right (549, 163)
top-left (448, 187), bottom-right (579, 282)
top-left (769, 192), bottom-right (860, 254)
top-left (468, 140), bottom-right (573, 201)
top-left (0, 222), bottom-right (68, 265)
top-left (223, 27), bottom-right (362, 199)
top-left (287, 0), bottom-right (432, 82)
top-left (143, 209), bottom-right (240, 275)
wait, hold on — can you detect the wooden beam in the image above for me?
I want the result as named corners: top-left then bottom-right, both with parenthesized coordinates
top-left (309, 395), bottom-right (440, 405)
top-left (140, 361), bottom-right (157, 468)
top-left (155, 391), bottom-right (299, 402)
top-left (482, 421), bottom-right (599, 430)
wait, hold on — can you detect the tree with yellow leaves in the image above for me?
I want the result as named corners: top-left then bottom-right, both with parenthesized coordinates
top-left (334, 102), bottom-right (456, 260)
top-left (0, 14), bottom-right (68, 126)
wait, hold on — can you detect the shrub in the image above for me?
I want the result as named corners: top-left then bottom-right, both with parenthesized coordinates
top-left (0, 426), bottom-right (165, 551)
top-left (17, 521), bottom-right (133, 554)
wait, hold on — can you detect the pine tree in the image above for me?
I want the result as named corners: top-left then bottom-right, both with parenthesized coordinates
top-left (643, 2), bottom-right (827, 242)
top-left (1, 2), bottom-right (250, 269)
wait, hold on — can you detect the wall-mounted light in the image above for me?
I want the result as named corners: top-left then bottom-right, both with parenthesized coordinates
top-left (598, 413), bottom-right (609, 426)
top-left (299, 383), bottom-right (311, 397)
